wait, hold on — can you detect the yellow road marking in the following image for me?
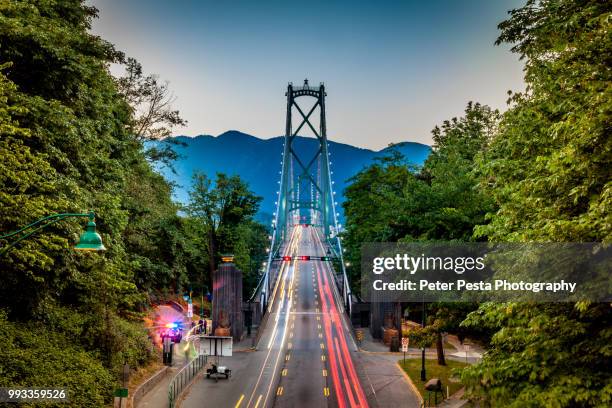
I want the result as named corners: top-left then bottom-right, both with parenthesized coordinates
top-left (319, 333), bottom-right (323, 338)
top-left (235, 394), bottom-right (245, 408)
top-left (322, 369), bottom-right (328, 377)
top-left (286, 354), bottom-right (291, 361)
top-left (288, 342), bottom-right (293, 349)
top-left (290, 332), bottom-right (294, 338)
top-left (320, 343), bottom-right (325, 349)
top-left (254, 395), bottom-right (263, 408)
top-left (318, 324), bottom-right (321, 329)
top-left (317, 316), bottom-right (320, 321)
top-left (324, 387), bottom-right (330, 397)
top-left (321, 355), bottom-right (326, 362)
top-left (282, 368), bottom-right (288, 376)
top-left (276, 386), bottom-right (284, 396)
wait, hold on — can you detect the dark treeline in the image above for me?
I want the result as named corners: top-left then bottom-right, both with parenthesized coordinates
top-left (342, 0), bottom-right (610, 406)
top-left (0, 1), bottom-right (266, 405)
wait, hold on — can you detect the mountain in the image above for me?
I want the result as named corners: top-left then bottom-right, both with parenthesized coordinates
top-left (154, 131), bottom-right (431, 219)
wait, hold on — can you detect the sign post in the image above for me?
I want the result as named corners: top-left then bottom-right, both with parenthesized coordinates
top-left (187, 301), bottom-right (193, 318)
top-left (401, 337), bottom-right (409, 365)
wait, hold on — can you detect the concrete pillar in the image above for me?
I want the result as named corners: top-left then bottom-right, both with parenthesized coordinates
top-left (212, 256), bottom-right (244, 341)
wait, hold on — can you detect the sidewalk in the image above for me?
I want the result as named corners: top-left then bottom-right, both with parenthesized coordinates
top-left (355, 329), bottom-right (481, 407)
top-left (445, 334), bottom-right (484, 361)
top-left (135, 344), bottom-right (186, 408)
top-left (353, 329), bottom-right (423, 407)
top-left (358, 329), bottom-right (484, 362)
top-left (135, 334), bottom-right (256, 408)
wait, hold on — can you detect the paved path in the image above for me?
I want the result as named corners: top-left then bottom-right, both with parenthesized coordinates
top-left (136, 344), bottom-right (186, 408)
top-left (354, 353), bottom-right (422, 407)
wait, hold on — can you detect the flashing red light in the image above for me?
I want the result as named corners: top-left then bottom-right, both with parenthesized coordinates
top-left (299, 255), bottom-right (310, 261)
top-left (282, 256), bottom-right (292, 261)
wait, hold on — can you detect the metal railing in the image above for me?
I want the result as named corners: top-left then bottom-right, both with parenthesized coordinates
top-left (168, 354), bottom-right (207, 408)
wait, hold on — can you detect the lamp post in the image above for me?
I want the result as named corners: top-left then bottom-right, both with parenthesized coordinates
top-left (0, 211), bottom-right (105, 256)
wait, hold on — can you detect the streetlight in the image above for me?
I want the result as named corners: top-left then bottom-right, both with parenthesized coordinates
top-left (0, 211), bottom-right (105, 256)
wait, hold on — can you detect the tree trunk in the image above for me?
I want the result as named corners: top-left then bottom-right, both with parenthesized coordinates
top-left (208, 228), bottom-right (216, 284)
top-left (394, 302), bottom-right (403, 341)
top-left (436, 332), bottom-right (446, 366)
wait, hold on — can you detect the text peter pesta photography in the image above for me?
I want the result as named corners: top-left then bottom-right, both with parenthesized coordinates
top-left (361, 243), bottom-right (611, 303)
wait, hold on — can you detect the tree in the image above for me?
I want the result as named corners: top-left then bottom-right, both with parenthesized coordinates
top-left (188, 172), bottom-right (262, 284)
top-left (116, 57), bottom-right (187, 168)
top-left (461, 1), bottom-right (612, 406)
top-left (343, 103), bottom-right (498, 365)
top-left (116, 57), bottom-right (187, 142)
top-left (422, 102), bottom-right (499, 242)
top-left (0, 2), bottom-right (200, 403)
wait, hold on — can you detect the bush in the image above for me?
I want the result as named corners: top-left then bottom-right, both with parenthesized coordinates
top-left (0, 310), bottom-right (114, 407)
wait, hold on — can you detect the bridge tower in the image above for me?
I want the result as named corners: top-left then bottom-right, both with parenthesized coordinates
top-left (276, 80), bottom-right (336, 239)
top-left (256, 80), bottom-right (351, 316)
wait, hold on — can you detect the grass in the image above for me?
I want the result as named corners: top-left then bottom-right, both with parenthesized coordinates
top-left (398, 357), bottom-right (468, 400)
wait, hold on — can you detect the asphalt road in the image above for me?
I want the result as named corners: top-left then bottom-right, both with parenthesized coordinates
top-left (182, 225), bottom-right (370, 408)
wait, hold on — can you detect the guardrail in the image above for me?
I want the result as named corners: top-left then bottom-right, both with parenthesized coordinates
top-left (168, 354), bottom-right (207, 408)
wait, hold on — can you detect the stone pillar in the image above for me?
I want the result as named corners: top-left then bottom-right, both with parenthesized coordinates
top-left (212, 255), bottom-right (244, 341)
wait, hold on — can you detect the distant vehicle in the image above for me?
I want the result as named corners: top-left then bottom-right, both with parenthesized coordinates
top-left (160, 322), bottom-right (183, 343)
top-left (206, 364), bottom-right (231, 381)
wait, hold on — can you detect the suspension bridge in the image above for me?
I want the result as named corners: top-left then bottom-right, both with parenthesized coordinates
top-left (167, 81), bottom-right (418, 408)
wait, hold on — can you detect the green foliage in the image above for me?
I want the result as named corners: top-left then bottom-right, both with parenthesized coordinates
top-left (461, 303), bottom-right (612, 407)
top-left (343, 2), bottom-right (610, 403)
top-left (458, 1), bottom-right (612, 406)
top-left (342, 103), bottom-right (497, 357)
top-left (0, 1), bottom-right (199, 403)
top-left (343, 102), bottom-right (498, 290)
top-left (474, 0), bottom-right (611, 242)
top-left (0, 309), bottom-right (114, 407)
top-left (188, 172), bottom-right (267, 296)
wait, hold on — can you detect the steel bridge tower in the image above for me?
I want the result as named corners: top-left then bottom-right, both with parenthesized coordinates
top-left (258, 80), bottom-right (351, 315)
top-left (277, 80), bottom-right (335, 237)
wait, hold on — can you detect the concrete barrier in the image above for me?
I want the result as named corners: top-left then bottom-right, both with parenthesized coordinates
top-left (131, 366), bottom-right (169, 408)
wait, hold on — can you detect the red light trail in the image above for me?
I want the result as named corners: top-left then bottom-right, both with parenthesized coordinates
top-left (313, 227), bottom-right (369, 408)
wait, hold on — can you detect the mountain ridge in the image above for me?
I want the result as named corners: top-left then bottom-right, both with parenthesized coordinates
top-left (154, 131), bottom-right (431, 218)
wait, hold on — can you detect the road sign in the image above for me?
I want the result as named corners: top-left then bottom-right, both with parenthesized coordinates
top-left (200, 336), bottom-right (233, 357)
top-left (114, 388), bottom-right (128, 398)
top-left (401, 337), bottom-right (409, 353)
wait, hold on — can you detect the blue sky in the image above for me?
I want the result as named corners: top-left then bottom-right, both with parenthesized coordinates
top-left (90, 0), bottom-right (525, 149)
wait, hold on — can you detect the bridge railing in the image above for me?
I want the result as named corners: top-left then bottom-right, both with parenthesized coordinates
top-left (167, 354), bottom-right (207, 408)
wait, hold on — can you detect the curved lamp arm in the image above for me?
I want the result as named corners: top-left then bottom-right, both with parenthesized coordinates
top-left (0, 212), bottom-right (98, 257)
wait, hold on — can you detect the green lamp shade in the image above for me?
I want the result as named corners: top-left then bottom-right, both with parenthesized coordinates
top-left (75, 220), bottom-right (106, 251)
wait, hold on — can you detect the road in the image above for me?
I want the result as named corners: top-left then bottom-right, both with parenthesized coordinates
top-left (182, 225), bottom-right (369, 408)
